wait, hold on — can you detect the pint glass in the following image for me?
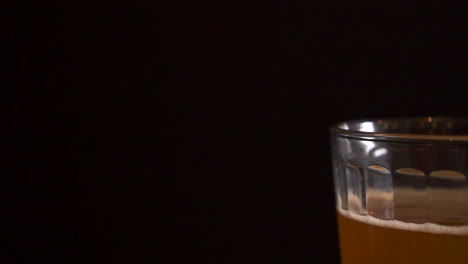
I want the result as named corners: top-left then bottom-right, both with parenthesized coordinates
top-left (330, 117), bottom-right (468, 264)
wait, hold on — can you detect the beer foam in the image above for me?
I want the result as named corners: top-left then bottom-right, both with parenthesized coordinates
top-left (338, 208), bottom-right (468, 236)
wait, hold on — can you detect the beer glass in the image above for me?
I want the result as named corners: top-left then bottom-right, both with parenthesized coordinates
top-left (330, 117), bottom-right (468, 264)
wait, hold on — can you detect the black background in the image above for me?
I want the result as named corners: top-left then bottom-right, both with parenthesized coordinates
top-left (5, 2), bottom-right (467, 263)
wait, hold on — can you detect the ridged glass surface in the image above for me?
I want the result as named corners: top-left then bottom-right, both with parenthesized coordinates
top-left (331, 118), bottom-right (468, 225)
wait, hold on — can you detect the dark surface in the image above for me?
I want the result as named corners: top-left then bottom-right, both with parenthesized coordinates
top-left (6, 2), bottom-right (466, 263)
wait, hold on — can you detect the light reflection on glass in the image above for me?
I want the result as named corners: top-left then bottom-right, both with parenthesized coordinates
top-left (361, 140), bottom-right (375, 153)
top-left (360, 121), bottom-right (375, 132)
top-left (373, 148), bottom-right (388, 158)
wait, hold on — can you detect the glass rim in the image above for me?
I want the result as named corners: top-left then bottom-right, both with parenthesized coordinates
top-left (330, 116), bottom-right (468, 143)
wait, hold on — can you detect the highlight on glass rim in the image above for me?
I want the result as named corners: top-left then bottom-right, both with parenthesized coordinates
top-left (330, 117), bottom-right (468, 264)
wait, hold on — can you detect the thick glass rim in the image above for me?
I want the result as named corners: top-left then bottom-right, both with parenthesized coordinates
top-left (330, 116), bottom-right (468, 142)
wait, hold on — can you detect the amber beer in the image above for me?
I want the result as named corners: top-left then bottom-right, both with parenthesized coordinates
top-left (331, 118), bottom-right (468, 264)
top-left (337, 209), bottom-right (468, 264)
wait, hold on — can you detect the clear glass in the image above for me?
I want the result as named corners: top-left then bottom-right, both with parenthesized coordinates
top-left (330, 117), bottom-right (468, 264)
